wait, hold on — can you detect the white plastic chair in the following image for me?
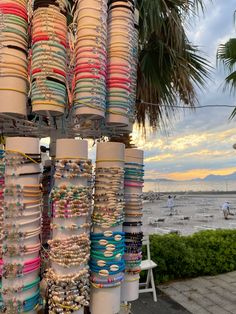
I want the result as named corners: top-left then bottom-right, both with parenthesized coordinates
top-left (139, 235), bottom-right (157, 302)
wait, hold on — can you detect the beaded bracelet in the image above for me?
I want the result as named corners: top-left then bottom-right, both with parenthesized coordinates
top-left (54, 159), bottom-right (92, 179)
top-left (2, 257), bottom-right (40, 279)
top-left (2, 289), bottom-right (40, 313)
top-left (46, 268), bottom-right (89, 312)
top-left (0, 276), bottom-right (40, 295)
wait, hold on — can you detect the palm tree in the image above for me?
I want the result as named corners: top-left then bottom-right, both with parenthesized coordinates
top-left (136, 0), bottom-right (211, 129)
top-left (217, 37), bottom-right (236, 118)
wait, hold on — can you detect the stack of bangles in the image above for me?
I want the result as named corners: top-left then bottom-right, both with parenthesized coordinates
top-left (5, 150), bottom-right (41, 176)
top-left (124, 232), bottom-right (143, 273)
top-left (0, 149), bottom-right (4, 259)
top-left (3, 242), bottom-right (41, 257)
top-left (0, 0), bottom-right (29, 116)
top-left (129, 10), bottom-right (139, 125)
top-left (124, 160), bottom-right (144, 274)
top-left (47, 149), bottom-right (92, 313)
top-left (54, 159), bottom-right (92, 180)
top-left (46, 268), bottom-right (90, 312)
top-left (50, 185), bottom-right (92, 219)
top-left (31, 0), bottom-right (69, 116)
top-left (106, 0), bottom-right (136, 126)
top-left (73, 0), bottom-right (108, 118)
top-left (92, 167), bottom-right (125, 228)
top-left (1, 257), bottom-right (40, 279)
top-left (2, 147), bottom-right (42, 312)
top-left (48, 234), bottom-right (90, 267)
top-left (0, 290), bottom-right (40, 313)
top-left (90, 231), bottom-right (125, 288)
top-left (0, 276), bottom-right (41, 312)
top-left (124, 163), bottom-right (144, 189)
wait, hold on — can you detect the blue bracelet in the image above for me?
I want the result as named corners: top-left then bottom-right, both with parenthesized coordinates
top-left (91, 232), bottom-right (125, 239)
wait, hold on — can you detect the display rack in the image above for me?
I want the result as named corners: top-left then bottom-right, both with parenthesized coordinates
top-left (0, 0), bottom-right (144, 313)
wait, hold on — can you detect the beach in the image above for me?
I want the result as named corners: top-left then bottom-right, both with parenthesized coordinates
top-left (142, 193), bottom-right (236, 235)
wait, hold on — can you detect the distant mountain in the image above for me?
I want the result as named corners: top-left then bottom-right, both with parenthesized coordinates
top-left (145, 172), bottom-right (236, 182)
top-left (203, 172), bottom-right (236, 181)
top-left (145, 178), bottom-right (176, 182)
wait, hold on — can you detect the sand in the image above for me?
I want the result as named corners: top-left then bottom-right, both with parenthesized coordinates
top-left (142, 193), bottom-right (236, 235)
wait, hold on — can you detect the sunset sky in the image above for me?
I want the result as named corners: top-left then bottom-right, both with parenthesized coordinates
top-left (132, 0), bottom-right (236, 181)
top-left (41, 0), bottom-right (236, 181)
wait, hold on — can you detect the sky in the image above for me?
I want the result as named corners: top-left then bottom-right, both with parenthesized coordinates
top-left (41, 1), bottom-right (236, 181)
top-left (133, 0), bottom-right (236, 181)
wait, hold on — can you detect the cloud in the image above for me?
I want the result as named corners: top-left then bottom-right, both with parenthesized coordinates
top-left (41, 1), bottom-right (236, 184)
top-left (145, 153), bottom-right (174, 163)
top-left (132, 0), bottom-right (236, 181)
top-left (163, 167), bottom-right (236, 181)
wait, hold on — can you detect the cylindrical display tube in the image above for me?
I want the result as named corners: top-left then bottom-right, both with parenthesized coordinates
top-left (46, 139), bottom-right (92, 314)
top-left (0, 0), bottom-right (29, 116)
top-left (106, 0), bottom-right (137, 127)
top-left (31, 0), bottom-right (69, 116)
top-left (2, 137), bottom-right (42, 313)
top-left (121, 148), bottom-right (144, 302)
top-left (90, 142), bottom-right (125, 314)
top-left (73, 0), bottom-right (108, 119)
top-left (0, 147), bottom-right (4, 308)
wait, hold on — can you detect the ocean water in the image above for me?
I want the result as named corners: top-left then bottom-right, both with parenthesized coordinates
top-left (144, 180), bottom-right (236, 193)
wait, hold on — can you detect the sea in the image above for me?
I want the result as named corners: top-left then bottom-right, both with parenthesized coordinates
top-left (144, 180), bottom-right (236, 193)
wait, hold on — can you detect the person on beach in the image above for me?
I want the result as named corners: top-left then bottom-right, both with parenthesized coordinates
top-left (167, 195), bottom-right (175, 215)
top-left (222, 201), bottom-right (230, 219)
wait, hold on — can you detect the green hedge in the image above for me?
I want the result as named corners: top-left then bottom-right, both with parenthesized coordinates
top-left (147, 230), bottom-right (236, 284)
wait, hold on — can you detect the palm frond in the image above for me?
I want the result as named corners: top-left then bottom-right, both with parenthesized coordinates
top-left (229, 106), bottom-right (236, 119)
top-left (224, 71), bottom-right (236, 94)
top-left (136, 0), bottom-right (211, 129)
top-left (217, 39), bottom-right (236, 72)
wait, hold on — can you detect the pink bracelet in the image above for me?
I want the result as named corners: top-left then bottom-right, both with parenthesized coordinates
top-left (107, 83), bottom-right (131, 92)
top-left (76, 74), bottom-right (106, 80)
top-left (107, 77), bottom-right (132, 83)
top-left (124, 181), bottom-right (144, 187)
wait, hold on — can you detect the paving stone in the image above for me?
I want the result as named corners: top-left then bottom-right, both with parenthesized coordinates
top-left (158, 272), bottom-right (236, 314)
top-left (170, 282), bottom-right (192, 292)
top-left (210, 278), bottom-right (233, 290)
top-left (209, 286), bottom-right (236, 303)
top-left (184, 283), bottom-right (209, 295)
top-left (166, 291), bottom-right (196, 307)
top-left (206, 293), bottom-right (231, 307)
top-left (218, 274), bottom-right (236, 284)
top-left (190, 277), bottom-right (217, 288)
top-left (223, 302), bottom-right (236, 314)
top-left (207, 305), bottom-right (231, 314)
top-left (189, 309), bottom-right (211, 314)
top-left (182, 291), bottom-right (214, 308)
top-left (159, 286), bottom-right (182, 298)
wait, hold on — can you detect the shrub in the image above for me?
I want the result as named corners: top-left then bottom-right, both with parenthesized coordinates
top-left (147, 230), bottom-right (236, 284)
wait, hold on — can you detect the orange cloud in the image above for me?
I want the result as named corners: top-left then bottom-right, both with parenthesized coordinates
top-left (144, 153), bottom-right (174, 162)
top-left (164, 167), bottom-right (236, 181)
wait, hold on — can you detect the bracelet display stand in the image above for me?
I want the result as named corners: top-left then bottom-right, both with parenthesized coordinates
top-left (31, 1), bottom-right (68, 116)
top-left (0, 0), bottom-right (29, 116)
top-left (0, 0), bottom-right (144, 312)
top-left (106, 0), bottom-right (136, 127)
top-left (46, 139), bottom-right (91, 314)
top-left (2, 137), bottom-right (42, 313)
top-left (121, 149), bottom-right (144, 302)
top-left (0, 147), bottom-right (4, 308)
top-left (73, 0), bottom-right (108, 120)
top-left (90, 142), bottom-right (125, 314)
